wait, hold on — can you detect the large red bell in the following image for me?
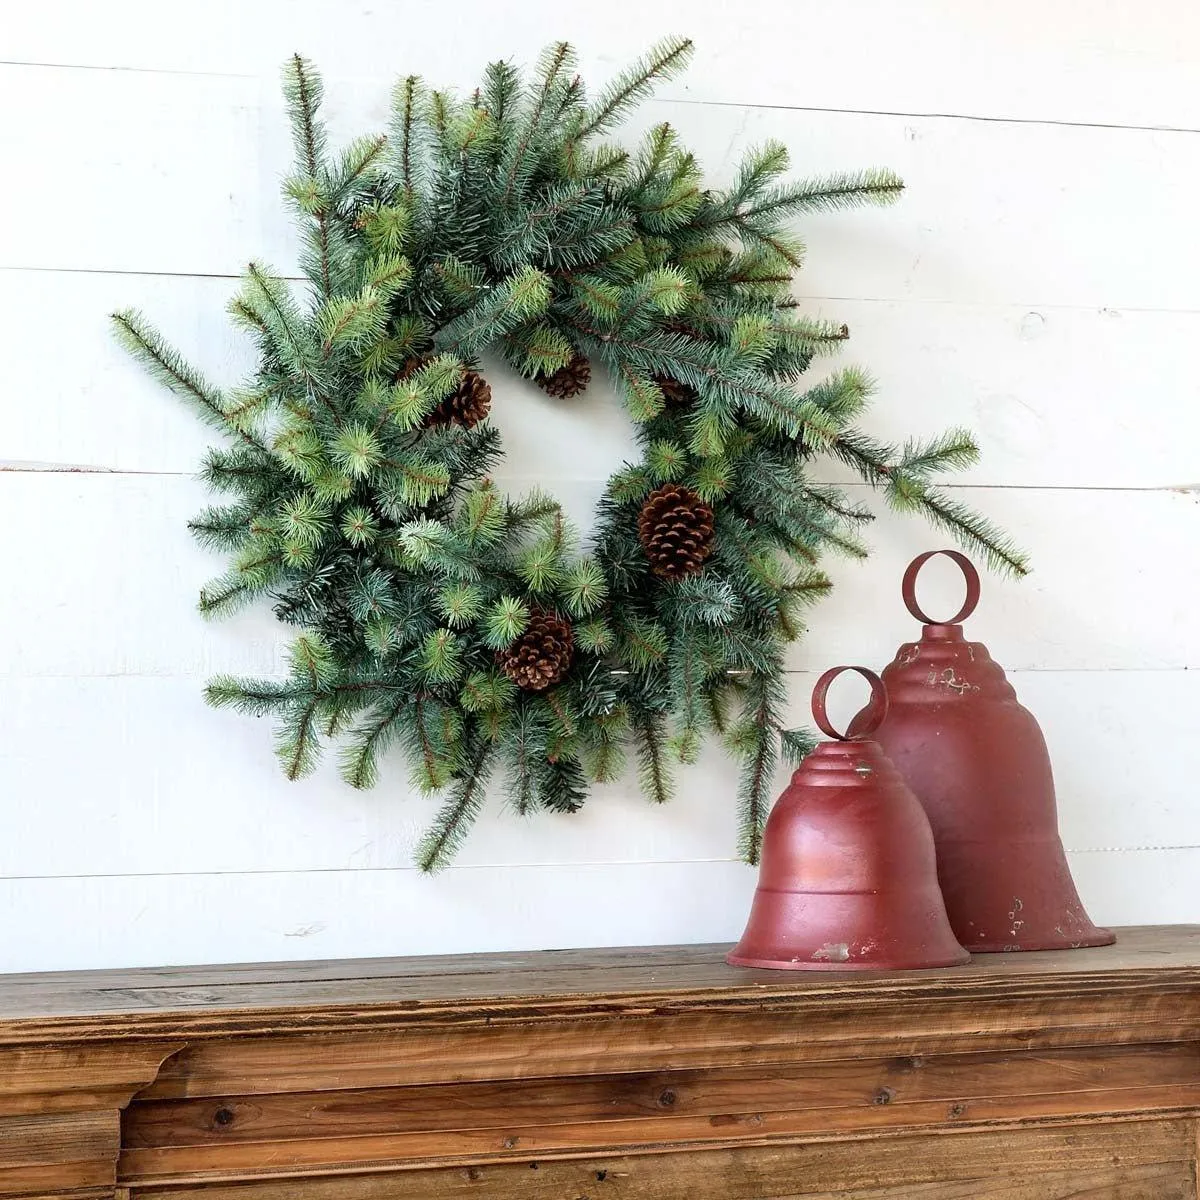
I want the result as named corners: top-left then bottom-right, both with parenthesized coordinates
top-left (850, 551), bottom-right (1114, 953)
top-left (728, 667), bottom-right (969, 971)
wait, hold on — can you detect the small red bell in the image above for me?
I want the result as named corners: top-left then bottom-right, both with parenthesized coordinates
top-left (728, 667), bottom-right (969, 971)
top-left (850, 551), bottom-right (1114, 953)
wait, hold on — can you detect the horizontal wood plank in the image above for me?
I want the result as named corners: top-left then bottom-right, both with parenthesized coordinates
top-left (1, 673), bottom-right (1198, 895)
top-left (3, 933), bottom-right (1196, 1191)
top-left (0, 924), bottom-right (1194, 1026)
top-left (0, 1160), bottom-right (114, 1197)
top-left (125, 1118), bottom-right (1196, 1198)
top-left (7, 269), bottom-right (1200, 491)
top-left (7, 475), bottom-right (1200, 682)
top-left (791, 1161), bottom-right (1194, 1200)
top-left (120, 1081), bottom-right (1200, 1177)
top-left (0, 1044), bottom-right (183, 1116)
top-left (123, 1043), bottom-right (1200, 1147)
top-left (4, 69), bottom-right (1200, 312)
top-left (0, 849), bottom-right (1192, 979)
top-left (7, 3), bottom-right (1200, 131)
top-left (0, 1111), bottom-right (116, 1168)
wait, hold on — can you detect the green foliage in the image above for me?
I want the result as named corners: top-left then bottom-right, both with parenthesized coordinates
top-left (115, 38), bottom-right (1026, 872)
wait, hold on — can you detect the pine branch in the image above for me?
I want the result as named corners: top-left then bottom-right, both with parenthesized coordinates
top-left (277, 697), bottom-right (322, 780)
top-left (416, 739), bottom-right (493, 872)
top-left (831, 431), bottom-right (1027, 575)
top-left (741, 168), bottom-right (905, 221)
top-left (503, 706), bottom-right (544, 816)
top-left (205, 676), bottom-right (304, 716)
top-left (340, 697), bottom-right (408, 789)
top-left (730, 140), bottom-right (790, 205)
top-left (893, 485), bottom-right (1029, 577)
top-left (282, 55), bottom-right (332, 297)
top-left (737, 730), bottom-right (772, 866)
top-left (801, 366), bottom-right (874, 426)
top-left (570, 36), bottom-right (694, 143)
top-left (111, 310), bottom-right (268, 452)
top-left (241, 264), bottom-right (339, 424)
top-left (391, 75), bottom-right (422, 194)
top-left (780, 726), bottom-right (818, 767)
top-left (499, 40), bottom-right (575, 207)
top-left (580, 325), bottom-right (825, 440)
top-left (730, 218), bottom-right (805, 269)
top-left (433, 266), bottom-right (551, 356)
top-left (899, 428), bottom-right (980, 476)
top-left (734, 677), bottom-right (782, 865)
top-left (188, 504), bottom-right (253, 551)
top-left (632, 711), bottom-right (674, 804)
top-left (327, 133), bottom-right (388, 202)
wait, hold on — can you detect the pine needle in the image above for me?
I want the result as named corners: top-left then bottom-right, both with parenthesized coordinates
top-left (416, 742), bottom-right (494, 872)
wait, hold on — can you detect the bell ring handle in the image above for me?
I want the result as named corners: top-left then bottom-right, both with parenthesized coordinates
top-left (902, 550), bottom-right (981, 626)
top-left (812, 666), bottom-right (889, 741)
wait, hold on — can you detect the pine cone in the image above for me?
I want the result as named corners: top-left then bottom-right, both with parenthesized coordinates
top-left (498, 610), bottom-right (575, 692)
top-left (423, 369), bottom-right (492, 429)
top-left (653, 374), bottom-right (698, 408)
top-left (637, 483), bottom-right (715, 581)
top-left (534, 352), bottom-right (591, 399)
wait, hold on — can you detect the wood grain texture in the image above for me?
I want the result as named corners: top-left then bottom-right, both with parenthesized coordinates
top-left (119, 1092), bottom-right (1200, 1178)
top-left (123, 1043), bottom-right (1200, 1147)
top-left (789, 1162), bottom-right (1194, 1200)
top-left (0, 1042), bottom-right (178, 1198)
top-left (128, 1120), bottom-right (1198, 1198)
top-left (0, 924), bottom-right (1194, 1033)
top-left (5, 933), bottom-right (1199, 1193)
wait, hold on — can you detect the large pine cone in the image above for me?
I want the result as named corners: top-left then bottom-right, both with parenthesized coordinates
top-left (653, 374), bottom-right (698, 408)
top-left (424, 368), bottom-right (492, 429)
top-left (637, 483), bottom-right (715, 581)
top-left (498, 610), bottom-right (575, 692)
top-left (534, 352), bottom-right (591, 399)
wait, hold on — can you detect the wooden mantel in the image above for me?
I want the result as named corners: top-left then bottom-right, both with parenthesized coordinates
top-left (2, 925), bottom-right (1199, 1199)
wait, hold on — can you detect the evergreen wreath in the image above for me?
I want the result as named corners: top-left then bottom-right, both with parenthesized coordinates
top-left (113, 40), bottom-right (1026, 870)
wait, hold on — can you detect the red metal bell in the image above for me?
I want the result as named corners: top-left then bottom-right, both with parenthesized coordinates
top-left (728, 667), bottom-right (969, 971)
top-left (849, 551), bottom-right (1114, 953)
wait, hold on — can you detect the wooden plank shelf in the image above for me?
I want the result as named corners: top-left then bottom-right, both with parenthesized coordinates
top-left (1, 925), bottom-right (1198, 1198)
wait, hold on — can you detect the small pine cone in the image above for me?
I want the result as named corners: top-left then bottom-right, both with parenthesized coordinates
top-left (534, 352), bottom-right (591, 399)
top-left (637, 483), bottom-right (715, 581)
top-left (653, 374), bottom-right (698, 408)
top-left (499, 610), bottom-right (575, 692)
top-left (424, 369), bottom-right (492, 429)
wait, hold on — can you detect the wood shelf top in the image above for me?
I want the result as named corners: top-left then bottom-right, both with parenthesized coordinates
top-left (0, 924), bottom-right (1196, 1044)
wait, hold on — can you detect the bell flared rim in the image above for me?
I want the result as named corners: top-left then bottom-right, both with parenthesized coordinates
top-left (959, 927), bottom-right (1116, 954)
top-left (725, 945), bottom-right (971, 971)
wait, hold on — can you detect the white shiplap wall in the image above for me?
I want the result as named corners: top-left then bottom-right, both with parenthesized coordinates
top-left (2, 2), bottom-right (1199, 972)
